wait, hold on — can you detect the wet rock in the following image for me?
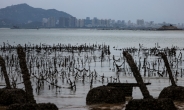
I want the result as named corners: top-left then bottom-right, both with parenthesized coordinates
top-left (107, 83), bottom-right (151, 97)
top-left (7, 103), bottom-right (38, 110)
top-left (7, 103), bottom-right (58, 110)
top-left (37, 103), bottom-right (58, 110)
top-left (86, 86), bottom-right (125, 105)
top-left (89, 103), bottom-right (125, 110)
top-left (125, 98), bottom-right (177, 110)
top-left (0, 88), bottom-right (27, 106)
top-left (159, 86), bottom-right (184, 101)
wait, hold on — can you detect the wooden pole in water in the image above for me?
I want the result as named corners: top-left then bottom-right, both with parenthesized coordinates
top-left (17, 45), bottom-right (36, 103)
top-left (160, 52), bottom-right (177, 86)
top-left (0, 56), bottom-right (11, 89)
top-left (123, 51), bottom-right (153, 99)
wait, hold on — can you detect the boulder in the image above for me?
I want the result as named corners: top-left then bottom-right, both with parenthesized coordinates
top-left (7, 103), bottom-right (58, 110)
top-left (7, 103), bottom-right (38, 110)
top-left (0, 88), bottom-right (27, 106)
top-left (86, 86), bottom-right (125, 105)
top-left (159, 86), bottom-right (184, 101)
top-left (125, 98), bottom-right (177, 110)
top-left (0, 88), bottom-right (58, 109)
top-left (37, 103), bottom-right (58, 110)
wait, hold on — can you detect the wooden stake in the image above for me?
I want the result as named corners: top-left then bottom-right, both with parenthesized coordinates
top-left (123, 51), bottom-right (153, 99)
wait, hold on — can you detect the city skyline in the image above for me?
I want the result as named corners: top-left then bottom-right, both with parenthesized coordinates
top-left (1, 0), bottom-right (184, 24)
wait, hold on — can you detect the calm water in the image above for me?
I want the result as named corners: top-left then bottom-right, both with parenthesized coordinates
top-left (1, 28), bottom-right (184, 110)
top-left (1, 28), bottom-right (184, 48)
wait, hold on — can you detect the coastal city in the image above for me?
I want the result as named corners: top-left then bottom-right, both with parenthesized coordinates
top-left (43, 16), bottom-right (184, 29)
top-left (0, 3), bottom-right (183, 30)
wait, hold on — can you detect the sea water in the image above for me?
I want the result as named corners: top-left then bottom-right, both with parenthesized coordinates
top-left (0, 28), bottom-right (184, 110)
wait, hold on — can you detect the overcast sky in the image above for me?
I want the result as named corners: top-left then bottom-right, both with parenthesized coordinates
top-left (1, 0), bottom-right (184, 24)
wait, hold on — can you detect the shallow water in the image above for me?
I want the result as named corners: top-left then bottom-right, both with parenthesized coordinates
top-left (0, 29), bottom-right (184, 109)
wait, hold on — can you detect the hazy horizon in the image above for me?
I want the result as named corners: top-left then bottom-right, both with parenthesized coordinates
top-left (1, 0), bottom-right (184, 24)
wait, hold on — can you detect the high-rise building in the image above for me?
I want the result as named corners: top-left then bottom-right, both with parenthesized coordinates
top-left (42, 18), bottom-right (48, 27)
top-left (69, 17), bottom-right (77, 27)
top-left (137, 19), bottom-right (144, 26)
top-left (85, 17), bottom-right (92, 27)
top-left (150, 21), bottom-right (154, 25)
top-left (47, 17), bottom-right (56, 27)
top-left (122, 20), bottom-right (125, 26)
top-left (59, 17), bottom-right (69, 27)
top-left (104, 19), bottom-right (110, 27)
top-left (92, 17), bottom-right (99, 27)
top-left (86, 17), bottom-right (90, 21)
top-left (77, 19), bottom-right (85, 27)
top-left (59, 17), bottom-right (77, 27)
top-left (128, 20), bottom-right (132, 26)
top-left (64, 17), bottom-right (69, 27)
top-left (59, 17), bottom-right (65, 27)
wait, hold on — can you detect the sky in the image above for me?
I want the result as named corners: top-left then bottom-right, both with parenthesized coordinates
top-left (1, 0), bottom-right (184, 24)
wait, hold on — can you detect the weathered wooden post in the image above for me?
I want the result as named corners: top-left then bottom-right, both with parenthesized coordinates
top-left (158, 52), bottom-right (184, 102)
top-left (0, 56), bottom-right (11, 89)
top-left (160, 52), bottom-right (176, 86)
top-left (123, 51), bottom-right (153, 99)
top-left (17, 45), bottom-right (36, 103)
top-left (124, 51), bottom-right (177, 110)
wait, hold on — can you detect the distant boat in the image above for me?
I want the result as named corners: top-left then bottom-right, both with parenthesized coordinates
top-left (157, 24), bottom-right (182, 30)
top-left (11, 26), bottom-right (20, 29)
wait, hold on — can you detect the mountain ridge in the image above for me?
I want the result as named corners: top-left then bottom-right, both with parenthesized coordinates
top-left (0, 3), bottom-right (72, 24)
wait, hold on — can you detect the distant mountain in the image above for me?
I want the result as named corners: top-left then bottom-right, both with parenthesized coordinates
top-left (0, 3), bottom-right (72, 24)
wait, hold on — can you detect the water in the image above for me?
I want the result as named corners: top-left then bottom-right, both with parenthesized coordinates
top-left (1, 28), bottom-right (184, 48)
top-left (0, 28), bottom-right (184, 110)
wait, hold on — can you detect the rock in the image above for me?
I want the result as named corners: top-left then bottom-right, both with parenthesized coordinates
top-left (86, 86), bottom-right (125, 105)
top-left (0, 88), bottom-right (58, 109)
top-left (159, 86), bottom-right (184, 101)
top-left (0, 88), bottom-right (27, 106)
top-left (125, 98), bottom-right (177, 110)
top-left (107, 83), bottom-right (151, 97)
top-left (7, 103), bottom-right (58, 110)
top-left (7, 103), bottom-right (38, 110)
top-left (37, 103), bottom-right (58, 110)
